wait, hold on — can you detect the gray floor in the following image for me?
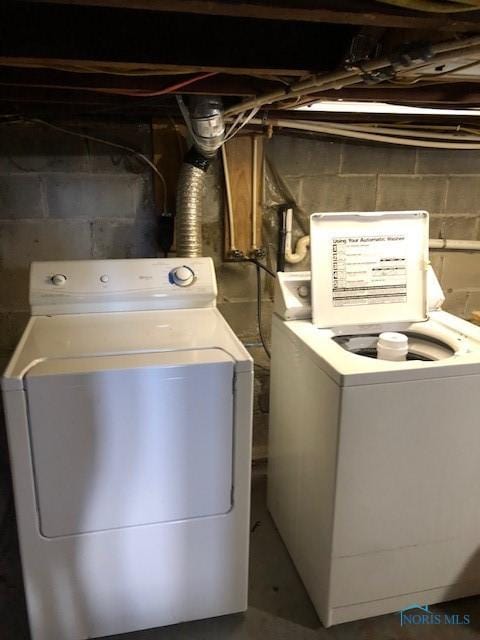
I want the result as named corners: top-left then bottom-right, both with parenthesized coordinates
top-left (2, 470), bottom-right (480, 639)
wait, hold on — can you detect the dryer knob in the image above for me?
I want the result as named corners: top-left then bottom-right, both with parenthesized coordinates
top-left (171, 266), bottom-right (195, 287)
top-left (51, 274), bottom-right (67, 286)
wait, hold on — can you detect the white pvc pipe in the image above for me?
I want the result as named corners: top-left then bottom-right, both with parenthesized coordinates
top-left (284, 210), bottom-right (310, 263)
top-left (286, 235), bottom-right (310, 264)
top-left (249, 118), bottom-right (480, 150)
top-left (221, 144), bottom-right (236, 252)
top-left (429, 239), bottom-right (480, 250)
top-left (251, 135), bottom-right (258, 250)
top-left (283, 236), bottom-right (480, 265)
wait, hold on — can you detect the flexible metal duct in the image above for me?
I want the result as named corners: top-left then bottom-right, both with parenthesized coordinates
top-left (176, 150), bottom-right (210, 257)
top-left (176, 97), bottom-right (224, 257)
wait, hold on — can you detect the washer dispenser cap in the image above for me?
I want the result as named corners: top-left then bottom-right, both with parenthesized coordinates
top-left (377, 332), bottom-right (408, 361)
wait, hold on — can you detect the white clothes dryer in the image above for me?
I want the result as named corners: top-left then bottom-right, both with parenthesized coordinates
top-left (2, 257), bottom-right (253, 640)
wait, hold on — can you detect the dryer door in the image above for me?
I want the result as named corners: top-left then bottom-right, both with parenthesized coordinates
top-left (25, 349), bottom-right (234, 538)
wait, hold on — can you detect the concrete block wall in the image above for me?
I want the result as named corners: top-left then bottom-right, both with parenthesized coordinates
top-left (265, 135), bottom-right (480, 318)
top-left (2, 123), bottom-right (480, 460)
top-left (0, 122), bottom-right (157, 354)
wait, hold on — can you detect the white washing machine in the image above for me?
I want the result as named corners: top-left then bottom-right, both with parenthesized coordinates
top-left (268, 211), bottom-right (480, 626)
top-left (2, 257), bottom-right (253, 640)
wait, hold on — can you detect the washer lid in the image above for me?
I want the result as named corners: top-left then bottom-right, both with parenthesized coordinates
top-left (310, 210), bottom-right (429, 329)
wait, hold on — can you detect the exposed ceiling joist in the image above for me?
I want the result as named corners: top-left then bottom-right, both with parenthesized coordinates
top-left (23, 0), bottom-right (480, 31)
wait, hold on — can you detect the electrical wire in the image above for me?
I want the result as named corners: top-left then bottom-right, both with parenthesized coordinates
top-left (0, 60), bottom-right (216, 77)
top-left (225, 36), bottom-right (480, 116)
top-left (246, 257), bottom-right (276, 279)
top-left (1, 72), bottom-right (218, 99)
top-left (222, 107), bottom-right (260, 143)
top-left (24, 118), bottom-right (168, 212)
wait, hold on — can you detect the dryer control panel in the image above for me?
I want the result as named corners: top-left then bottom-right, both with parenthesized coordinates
top-left (30, 258), bottom-right (217, 315)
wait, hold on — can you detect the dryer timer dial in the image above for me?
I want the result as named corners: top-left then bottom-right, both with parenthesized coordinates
top-left (170, 266), bottom-right (195, 287)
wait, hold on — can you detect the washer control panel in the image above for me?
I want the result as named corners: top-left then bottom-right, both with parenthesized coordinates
top-left (51, 274), bottom-right (67, 286)
top-left (30, 258), bottom-right (217, 315)
top-left (274, 271), bottom-right (311, 321)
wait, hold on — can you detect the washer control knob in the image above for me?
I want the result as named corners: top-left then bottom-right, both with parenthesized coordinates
top-left (100, 274), bottom-right (109, 283)
top-left (51, 274), bottom-right (67, 286)
top-left (298, 284), bottom-right (309, 298)
top-left (171, 266), bottom-right (195, 287)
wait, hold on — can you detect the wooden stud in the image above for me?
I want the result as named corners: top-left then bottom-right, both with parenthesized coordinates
top-left (151, 118), bottom-right (187, 215)
top-left (223, 135), bottom-right (263, 259)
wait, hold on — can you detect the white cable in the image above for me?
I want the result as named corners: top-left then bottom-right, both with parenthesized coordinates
top-left (248, 117), bottom-right (480, 149)
top-left (223, 107), bottom-right (260, 143)
top-left (221, 144), bottom-right (236, 252)
top-left (317, 121), bottom-right (480, 141)
top-left (30, 118), bottom-right (168, 212)
top-left (224, 111), bottom-right (245, 138)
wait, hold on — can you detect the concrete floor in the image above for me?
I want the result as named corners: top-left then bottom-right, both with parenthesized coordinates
top-left (1, 471), bottom-right (480, 639)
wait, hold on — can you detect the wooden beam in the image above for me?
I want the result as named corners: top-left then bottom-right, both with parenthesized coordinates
top-left (152, 119), bottom-right (187, 216)
top-left (24, 0), bottom-right (480, 32)
top-left (0, 57), bottom-right (307, 78)
top-left (1, 6), bottom-right (350, 74)
top-left (223, 135), bottom-right (263, 258)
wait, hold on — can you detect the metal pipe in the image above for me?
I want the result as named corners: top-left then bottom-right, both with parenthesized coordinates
top-left (176, 154), bottom-right (209, 257)
top-left (176, 96), bottom-right (225, 256)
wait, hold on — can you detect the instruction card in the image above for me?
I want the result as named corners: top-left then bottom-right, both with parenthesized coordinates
top-left (332, 234), bottom-right (407, 307)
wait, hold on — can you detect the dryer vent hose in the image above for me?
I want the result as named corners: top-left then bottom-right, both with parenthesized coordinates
top-left (176, 148), bottom-right (210, 258)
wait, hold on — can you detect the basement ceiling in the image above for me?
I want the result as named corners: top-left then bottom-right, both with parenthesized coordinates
top-left (3, 1), bottom-right (480, 120)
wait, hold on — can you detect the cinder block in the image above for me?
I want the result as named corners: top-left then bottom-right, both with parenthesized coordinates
top-left (417, 149), bottom-right (480, 174)
top-left (217, 261), bottom-right (257, 303)
top-left (429, 252), bottom-right (445, 282)
top-left (429, 215), bottom-right (477, 240)
top-left (302, 175), bottom-right (376, 213)
top-left (341, 143), bottom-right (415, 174)
top-left (443, 290), bottom-right (469, 317)
top-left (46, 175), bottom-right (139, 218)
top-left (217, 300), bottom-right (273, 341)
top-left (266, 135), bottom-right (341, 177)
top-left (0, 311), bottom-right (29, 354)
top-left (92, 220), bottom-right (158, 259)
top-left (202, 221), bottom-right (224, 265)
top-left (86, 123), bottom-right (152, 173)
top-left (446, 177), bottom-right (480, 214)
top-left (377, 176), bottom-right (446, 213)
top-left (0, 123), bottom-right (88, 173)
top-left (0, 220), bottom-right (92, 270)
top-left (465, 290), bottom-right (480, 318)
top-left (265, 168), bottom-right (302, 209)
top-left (133, 175), bottom-right (156, 218)
top-left (441, 252), bottom-right (480, 290)
top-left (0, 268), bottom-right (29, 311)
top-left (203, 178), bottom-right (223, 225)
top-left (0, 176), bottom-right (44, 219)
